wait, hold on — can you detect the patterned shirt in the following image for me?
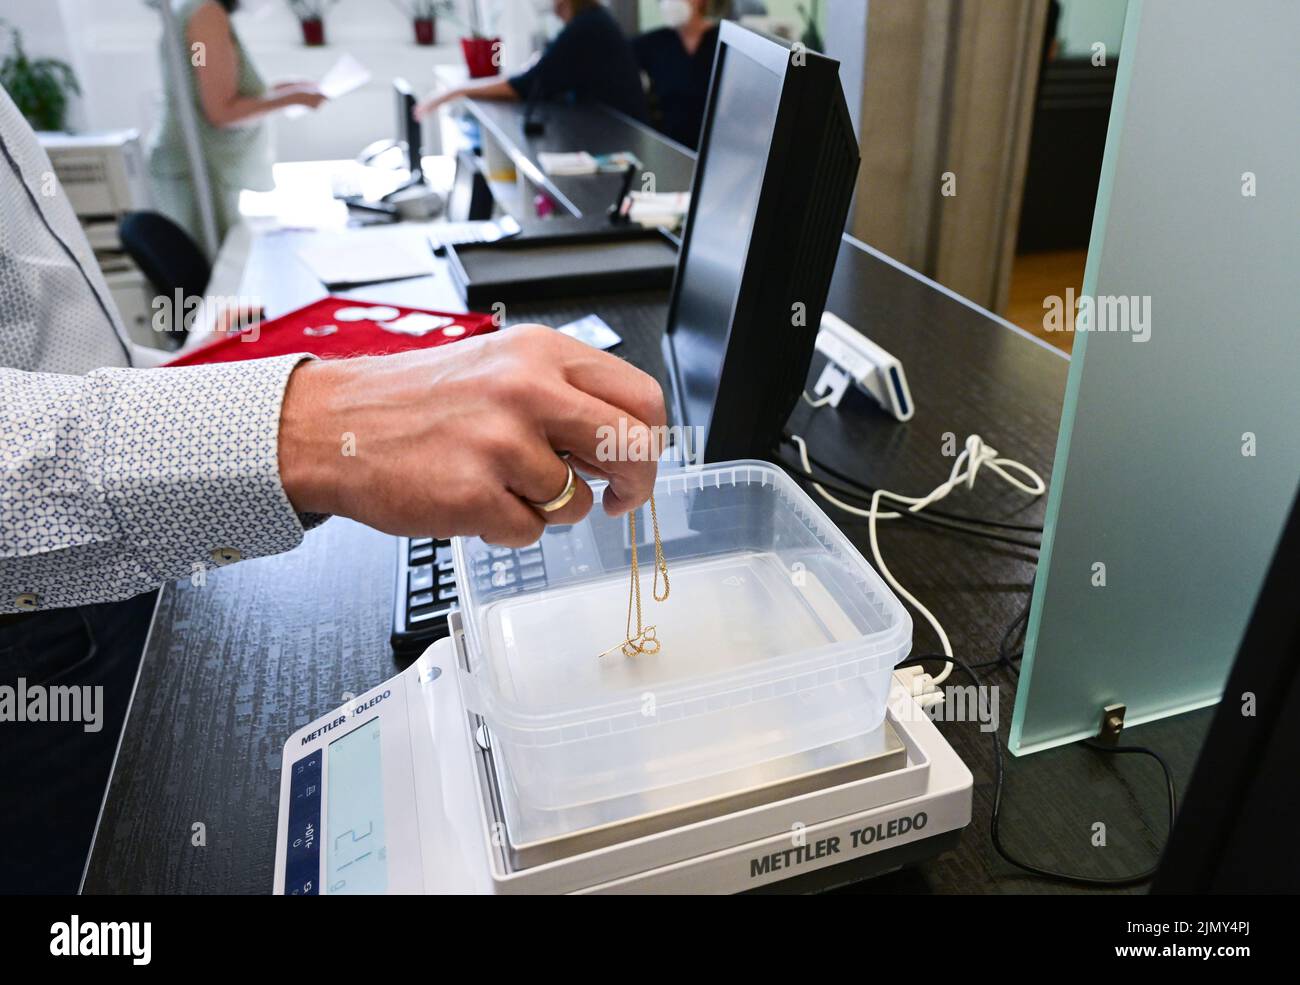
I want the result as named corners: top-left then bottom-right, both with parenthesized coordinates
top-left (0, 86), bottom-right (312, 614)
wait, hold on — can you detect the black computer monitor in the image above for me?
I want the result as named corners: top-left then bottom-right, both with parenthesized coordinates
top-left (393, 78), bottom-right (423, 185)
top-left (662, 23), bottom-right (859, 464)
top-left (447, 150), bottom-right (495, 223)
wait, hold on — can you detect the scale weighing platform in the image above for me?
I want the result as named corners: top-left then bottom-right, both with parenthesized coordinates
top-left (274, 617), bottom-right (971, 894)
top-left (274, 463), bottom-right (973, 893)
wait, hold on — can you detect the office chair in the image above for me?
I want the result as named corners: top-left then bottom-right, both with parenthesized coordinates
top-left (118, 210), bottom-right (211, 348)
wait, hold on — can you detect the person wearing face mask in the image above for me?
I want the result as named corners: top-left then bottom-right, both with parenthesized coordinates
top-left (633, 0), bottom-right (721, 150)
top-left (414, 0), bottom-right (647, 124)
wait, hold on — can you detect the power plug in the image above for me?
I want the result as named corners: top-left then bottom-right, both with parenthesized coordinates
top-left (894, 666), bottom-right (945, 710)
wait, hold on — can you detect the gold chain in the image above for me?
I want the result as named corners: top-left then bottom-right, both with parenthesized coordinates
top-left (649, 493), bottom-right (670, 603)
top-left (597, 492), bottom-right (670, 659)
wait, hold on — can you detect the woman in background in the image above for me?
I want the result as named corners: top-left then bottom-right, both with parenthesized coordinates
top-left (634, 0), bottom-right (721, 150)
top-left (415, 0), bottom-right (646, 124)
top-left (148, 0), bottom-right (326, 244)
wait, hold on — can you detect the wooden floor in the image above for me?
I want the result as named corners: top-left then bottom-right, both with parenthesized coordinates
top-left (1004, 249), bottom-right (1087, 354)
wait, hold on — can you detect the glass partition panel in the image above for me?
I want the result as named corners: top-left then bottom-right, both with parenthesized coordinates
top-left (1011, 0), bottom-right (1300, 754)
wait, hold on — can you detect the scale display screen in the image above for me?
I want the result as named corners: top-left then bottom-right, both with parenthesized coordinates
top-left (326, 717), bottom-right (388, 894)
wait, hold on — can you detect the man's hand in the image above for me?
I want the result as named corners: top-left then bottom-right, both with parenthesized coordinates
top-left (277, 325), bottom-right (667, 546)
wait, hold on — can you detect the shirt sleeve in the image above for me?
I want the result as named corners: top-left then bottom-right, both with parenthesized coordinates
top-left (507, 61), bottom-right (539, 99)
top-left (0, 354), bottom-right (319, 613)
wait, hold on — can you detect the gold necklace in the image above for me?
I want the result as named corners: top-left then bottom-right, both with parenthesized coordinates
top-left (597, 493), bottom-right (670, 659)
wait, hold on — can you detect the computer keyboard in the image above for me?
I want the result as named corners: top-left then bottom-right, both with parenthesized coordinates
top-left (391, 537), bottom-right (457, 656)
top-left (427, 215), bottom-right (521, 252)
top-left (390, 535), bottom-right (547, 657)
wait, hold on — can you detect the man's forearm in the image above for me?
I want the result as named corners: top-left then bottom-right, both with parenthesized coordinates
top-left (3, 328), bottom-right (667, 612)
top-left (278, 359), bottom-right (339, 516)
top-left (0, 356), bottom-right (317, 613)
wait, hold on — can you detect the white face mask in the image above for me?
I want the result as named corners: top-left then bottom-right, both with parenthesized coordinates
top-left (659, 0), bottom-right (693, 30)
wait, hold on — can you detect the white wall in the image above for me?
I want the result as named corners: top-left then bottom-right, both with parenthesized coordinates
top-left (0, 0), bottom-right (542, 161)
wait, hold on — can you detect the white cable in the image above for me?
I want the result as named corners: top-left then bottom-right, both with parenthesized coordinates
top-left (789, 433), bottom-right (1046, 686)
top-left (802, 390), bottom-right (836, 409)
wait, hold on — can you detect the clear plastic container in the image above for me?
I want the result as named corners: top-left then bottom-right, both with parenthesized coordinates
top-left (452, 460), bottom-right (912, 823)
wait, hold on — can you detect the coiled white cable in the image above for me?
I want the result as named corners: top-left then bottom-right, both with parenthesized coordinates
top-left (789, 433), bottom-right (1046, 686)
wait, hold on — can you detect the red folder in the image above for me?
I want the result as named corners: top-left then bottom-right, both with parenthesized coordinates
top-left (165, 296), bottom-right (497, 367)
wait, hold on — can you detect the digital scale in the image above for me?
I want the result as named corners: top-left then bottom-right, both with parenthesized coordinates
top-left (274, 612), bottom-right (973, 894)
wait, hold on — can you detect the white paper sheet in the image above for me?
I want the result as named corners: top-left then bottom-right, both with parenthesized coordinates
top-left (284, 53), bottom-right (371, 118)
top-left (295, 231), bottom-right (435, 287)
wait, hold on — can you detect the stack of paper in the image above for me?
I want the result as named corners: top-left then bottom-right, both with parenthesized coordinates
top-left (537, 151), bottom-right (642, 176)
top-left (628, 191), bottom-right (691, 228)
top-left (538, 152), bottom-right (599, 176)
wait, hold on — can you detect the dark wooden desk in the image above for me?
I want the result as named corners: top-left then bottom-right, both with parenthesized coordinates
top-left (83, 105), bottom-right (1211, 895)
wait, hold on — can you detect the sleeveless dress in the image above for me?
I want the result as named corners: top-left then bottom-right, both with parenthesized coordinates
top-left (147, 0), bottom-right (275, 246)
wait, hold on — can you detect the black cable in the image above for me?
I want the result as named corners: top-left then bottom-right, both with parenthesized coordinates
top-left (787, 436), bottom-right (1173, 883)
top-left (779, 457), bottom-right (1043, 552)
top-left (897, 652), bottom-right (1177, 888)
top-left (972, 588), bottom-right (1033, 673)
top-left (799, 445), bottom-right (1047, 535)
top-left (782, 438), bottom-right (1173, 885)
top-left (784, 463), bottom-right (1041, 552)
top-left (782, 435), bottom-right (1046, 535)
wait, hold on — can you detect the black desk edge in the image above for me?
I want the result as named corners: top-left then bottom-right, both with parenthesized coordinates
top-left (79, 588), bottom-right (164, 895)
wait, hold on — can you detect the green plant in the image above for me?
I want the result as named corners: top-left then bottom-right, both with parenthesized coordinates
top-left (0, 20), bottom-right (80, 131)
